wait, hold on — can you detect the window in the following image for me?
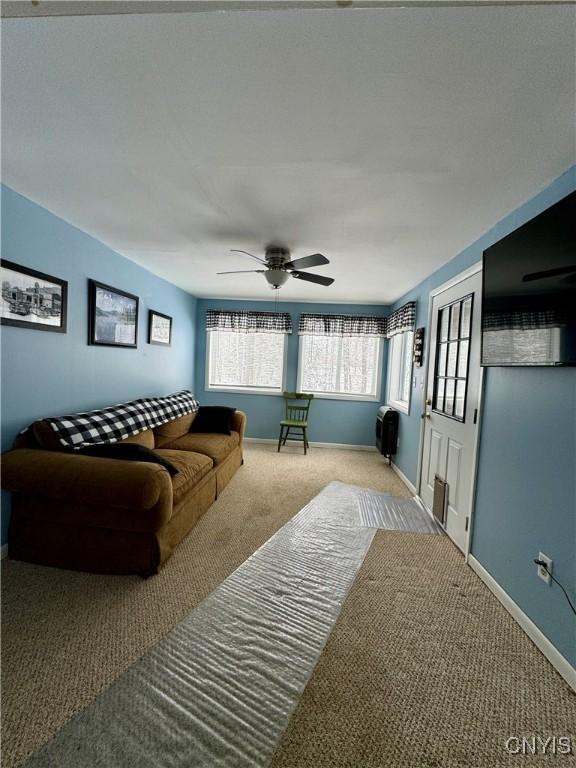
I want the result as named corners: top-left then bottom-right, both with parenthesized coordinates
top-left (385, 301), bottom-right (417, 413)
top-left (206, 310), bottom-right (291, 394)
top-left (388, 330), bottom-right (414, 413)
top-left (297, 314), bottom-right (386, 400)
top-left (482, 327), bottom-right (561, 366)
top-left (298, 334), bottom-right (383, 400)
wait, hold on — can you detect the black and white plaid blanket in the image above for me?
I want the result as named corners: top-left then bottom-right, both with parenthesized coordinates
top-left (42, 390), bottom-right (199, 450)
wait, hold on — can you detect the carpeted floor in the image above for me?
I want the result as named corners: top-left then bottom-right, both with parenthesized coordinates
top-left (271, 531), bottom-right (576, 768)
top-left (1, 444), bottom-right (408, 768)
top-left (1, 445), bottom-right (574, 767)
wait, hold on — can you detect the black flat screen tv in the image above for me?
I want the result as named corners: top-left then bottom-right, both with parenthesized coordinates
top-left (482, 191), bottom-right (576, 367)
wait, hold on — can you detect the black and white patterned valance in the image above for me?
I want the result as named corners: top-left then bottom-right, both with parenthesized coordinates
top-left (42, 390), bottom-right (199, 450)
top-left (483, 309), bottom-right (567, 332)
top-left (298, 313), bottom-right (387, 337)
top-left (385, 302), bottom-right (416, 338)
top-left (207, 310), bottom-right (292, 334)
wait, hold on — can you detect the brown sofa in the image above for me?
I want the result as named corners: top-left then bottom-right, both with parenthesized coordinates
top-left (1, 408), bottom-right (246, 576)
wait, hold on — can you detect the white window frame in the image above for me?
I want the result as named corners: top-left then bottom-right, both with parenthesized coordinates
top-left (296, 335), bottom-right (384, 402)
top-left (387, 330), bottom-right (414, 414)
top-left (205, 330), bottom-right (288, 396)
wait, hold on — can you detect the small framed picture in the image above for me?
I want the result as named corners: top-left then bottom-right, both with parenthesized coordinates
top-left (148, 310), bottom-right (172, 346)
top-left (88, 279), bottom-right (139, 348)
top-left (1, 260), bottom-right (68, 333)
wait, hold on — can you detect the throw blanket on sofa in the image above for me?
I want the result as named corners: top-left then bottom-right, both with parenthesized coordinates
top-left (42, 390), bottom-right (199, 449)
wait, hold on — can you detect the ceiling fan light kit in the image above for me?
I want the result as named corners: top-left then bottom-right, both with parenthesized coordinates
top-left (264, 269), bottom-right (290, 289)
top-left (217, 245), bottom-right (335, 291)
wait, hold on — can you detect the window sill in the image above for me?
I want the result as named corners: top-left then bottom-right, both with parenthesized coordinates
top-left (387, 399), bottom-right (410, 415)
top-left (304, 392), bottom-right (381, 403)
top-left (206, 386), bottom-right (283, 396)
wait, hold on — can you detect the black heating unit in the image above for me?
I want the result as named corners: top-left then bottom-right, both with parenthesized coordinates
top-left (376, 406), bottom-right (399, 463)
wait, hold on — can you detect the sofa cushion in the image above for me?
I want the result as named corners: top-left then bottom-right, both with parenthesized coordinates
top-left (164, 432), bottom-right (240, 465)
top-left (77, 443), bottom-right (178, 476)
top-left (154, 449), bottom-right (213, 504)
top-left (154, 413), bottom-right (197, 448)
top-left (190, 406), bottom-right (236, 435)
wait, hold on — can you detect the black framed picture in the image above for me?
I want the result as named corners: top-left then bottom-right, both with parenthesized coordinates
top-left (148, 310), bottom-right (172, 346)
top-left (88, 279), bottom-right (138, 347)
top-left (0, 260), bottom-right (68, 333)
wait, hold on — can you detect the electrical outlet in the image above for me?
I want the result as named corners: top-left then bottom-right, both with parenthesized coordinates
top-left (537, 552), bottom-right (553, 585)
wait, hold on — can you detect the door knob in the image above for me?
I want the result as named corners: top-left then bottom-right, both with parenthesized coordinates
top-left (421, 412), bottom-right (431, 420)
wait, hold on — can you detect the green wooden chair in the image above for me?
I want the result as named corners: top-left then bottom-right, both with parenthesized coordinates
top-left (277, 392), bottom-right (314, 455)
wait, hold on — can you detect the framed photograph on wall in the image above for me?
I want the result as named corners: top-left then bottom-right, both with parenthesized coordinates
top-left (148, 310), bottom-right (172, 346)
top-left (0, 259), bottom-right (68, 333)
top-left (88, 279), bottom-right (139, 347)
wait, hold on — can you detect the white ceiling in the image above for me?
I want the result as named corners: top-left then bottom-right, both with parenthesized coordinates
top-left (2, 6), bottom-right (574, 303)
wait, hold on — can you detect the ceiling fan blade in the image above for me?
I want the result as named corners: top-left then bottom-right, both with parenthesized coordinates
top-left (230, 249), bottom-right (267, 265)
top-left (285, 253), bottom-right (329, 270)
top-left (216, 270), bottom-right (265, 275)
top-left (522, 265), bottom-right (576, 282)
top-left (291, 270), bottom-right (335, 287)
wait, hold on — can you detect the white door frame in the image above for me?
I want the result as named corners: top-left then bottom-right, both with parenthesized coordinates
top-left (415, 261), bottom-right (484, 561)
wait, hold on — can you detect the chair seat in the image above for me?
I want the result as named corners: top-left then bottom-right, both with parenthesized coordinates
top-left (280, 419), bottom-right (308, 427)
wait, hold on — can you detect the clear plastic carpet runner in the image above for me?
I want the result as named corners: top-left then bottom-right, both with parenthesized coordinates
top-left (25, 481), bottom-right (440, 767)
top-left (353, 484), bottom-right (443, 534)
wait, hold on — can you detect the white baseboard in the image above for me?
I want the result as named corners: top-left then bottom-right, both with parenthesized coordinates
top-left (390, 460), bottom-right (417, 494)
top-left (244, 437), bottom-right (377, 451)
top-left (1, 543), bottom-right (8, 560)
top-left (389, 463), bottom-right (440, 526)
top-left (468, 555), bottom-right (576, 691)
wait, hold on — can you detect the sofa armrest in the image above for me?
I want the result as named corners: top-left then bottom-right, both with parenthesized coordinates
top-left (1, 449), bottom-right (173, 512)
top-left (231, 410), bottom-right (247, 443)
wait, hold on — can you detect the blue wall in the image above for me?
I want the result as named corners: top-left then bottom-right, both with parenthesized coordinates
top-left (195, 298), bottom-right (390, 446)
top-left (389, 166), bottom-right (576, 664)
top-left (1, 186), bottom-right (198, 543)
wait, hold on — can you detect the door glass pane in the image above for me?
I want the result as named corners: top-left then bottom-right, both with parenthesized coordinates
top-left (438, 344), bottom-right (447, 376)
top-left (461, 297), bottom-right (472, 338)
top-left (447, 342), bottom-right (458, 377)
top-left (454, 380), bottom-right (466, 419)
top-left (458, 340), bottom-right (469, 378)
top-left (449, 303), bottom-right (461, 340)
top-left (435, 378), bottom-right (445, 410)
top-left (439, 308), bottom-right (449, 341)
top-left (445, 379), bottom-right (455, 416)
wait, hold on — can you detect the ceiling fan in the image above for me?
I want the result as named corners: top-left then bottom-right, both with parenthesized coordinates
top-left (522, 265), bottom-right (576, 284)
top-left (217, 245), bottom-right (335, 289)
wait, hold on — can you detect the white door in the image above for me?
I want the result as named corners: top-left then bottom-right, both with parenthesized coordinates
top-left (419, 269), bottom-right (482, 553)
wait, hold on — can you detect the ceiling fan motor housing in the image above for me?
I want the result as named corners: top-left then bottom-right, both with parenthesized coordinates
top-left (264, 246), bottom-right (291, 287)
top-left (265, 246), bottom-right (290, 269)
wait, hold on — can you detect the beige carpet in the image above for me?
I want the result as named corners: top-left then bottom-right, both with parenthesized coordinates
top-left (2, 445), bottom-right (574, 767)
top-left (1, 444), bottom-right (408, 768)
top-left (271, 531), bottom-right (576, 768)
